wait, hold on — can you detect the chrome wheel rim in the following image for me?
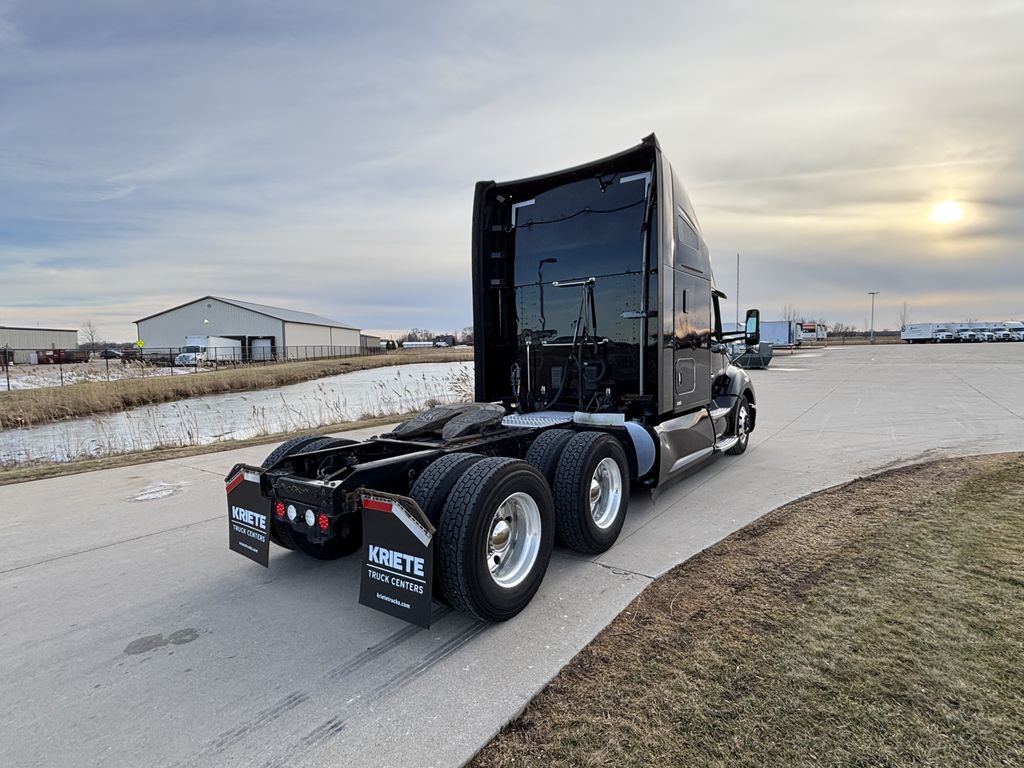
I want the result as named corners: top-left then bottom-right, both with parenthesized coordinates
top-left (486, 492), bottom-right (542, 589)
top-left (589, 457), bottom-right (622, 529)
top-left (737, 405), bottom-right (750, 444)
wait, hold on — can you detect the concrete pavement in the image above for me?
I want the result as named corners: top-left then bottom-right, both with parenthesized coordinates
top-left (1, 343), bottom-right (1021, 767)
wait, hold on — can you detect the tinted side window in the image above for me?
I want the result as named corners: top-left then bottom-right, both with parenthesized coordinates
top-left (676, 213), bottom-right (700, 252)
top-left (674, 212), bottom-right (705, 273)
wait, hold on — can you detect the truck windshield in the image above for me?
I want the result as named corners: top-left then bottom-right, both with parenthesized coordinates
top-left (182, 346), bottom-right (202, 353)
top-left (512, 172), bottom-right (649, 344)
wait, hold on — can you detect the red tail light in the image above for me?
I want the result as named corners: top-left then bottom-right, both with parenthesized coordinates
top-left (275, 501), bottom-right (286, 519)
top-left (317, 513), bottom-right (329, 531)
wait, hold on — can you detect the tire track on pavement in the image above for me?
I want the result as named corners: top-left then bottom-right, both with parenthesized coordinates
top-left (261, 621), bottom-right (488, 767)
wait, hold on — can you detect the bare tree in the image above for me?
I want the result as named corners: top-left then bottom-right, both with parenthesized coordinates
top-left (832, 322), bottom-right (851, 344)
top-left (459, 326), bottom-right (474, 345)
top-left (399, 328), bottom-right (434, 343)
top-left (897, 302), bottom-right (912, 330)
top-left (80, 319), bottom-right (101, 350)
top-left (781, 304), bottom-right (801, 323)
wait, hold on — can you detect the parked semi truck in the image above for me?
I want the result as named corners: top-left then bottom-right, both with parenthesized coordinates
top-left (174, 335), bottom-right (242, 366)
top-left (225, 134), bottom-right (761, 626)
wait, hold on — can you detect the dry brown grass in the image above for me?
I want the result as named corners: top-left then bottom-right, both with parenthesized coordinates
top-left (0, 348), bottom-right (472, 429)
top-left (473, 453), bottom-right (1024, 768)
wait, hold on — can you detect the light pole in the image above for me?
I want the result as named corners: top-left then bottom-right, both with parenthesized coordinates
top-left (735, 253), bottom-right (740, 330)
top-left (868, 291), bottom-right (879, 344)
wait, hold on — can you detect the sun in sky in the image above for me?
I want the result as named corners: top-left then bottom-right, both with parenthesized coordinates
top-left (929, 199), bottom-right (964, 225)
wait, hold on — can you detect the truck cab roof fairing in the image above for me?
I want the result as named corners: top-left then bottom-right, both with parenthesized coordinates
top-left (471, 134), bottom-right (709, 414)
top-left (473, 136), bottom-right (658, 406)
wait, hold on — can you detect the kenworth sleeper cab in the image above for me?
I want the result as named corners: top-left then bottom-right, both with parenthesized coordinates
top-left (226, 134), bottom-right (761, 626)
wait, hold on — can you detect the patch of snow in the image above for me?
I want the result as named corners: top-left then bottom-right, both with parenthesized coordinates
top-left (1, 363), bottom-right (201, 390)
top-left (127, 482), bottom-right (187, 502)
top-left (1, 362), bottom-right (474, 466)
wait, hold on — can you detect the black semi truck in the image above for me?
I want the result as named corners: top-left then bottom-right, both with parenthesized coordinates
top-left (226, 134), bottom-right (761, 626)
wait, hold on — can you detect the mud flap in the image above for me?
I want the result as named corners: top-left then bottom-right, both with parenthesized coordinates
top-left (226, 464), bottom-right (272, 567)
top-left (358, 491), bottom-right (435, 627)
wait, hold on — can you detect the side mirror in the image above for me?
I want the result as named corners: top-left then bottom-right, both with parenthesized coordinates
top-left (744, 309), bottom-right (760, 346)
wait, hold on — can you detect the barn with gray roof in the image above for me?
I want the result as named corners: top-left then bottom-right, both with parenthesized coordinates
top-left (135, 296), bottom-right (365, 360)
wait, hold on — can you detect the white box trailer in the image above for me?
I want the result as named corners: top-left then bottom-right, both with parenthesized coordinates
top-left (901, 323), bottom-right (940, 343)
top-left (175, 335), bottom-right (242, 365)
top-left (800, 322), bottom-right (827, 342)
top-left (760, 320), bottom-right (801, 348)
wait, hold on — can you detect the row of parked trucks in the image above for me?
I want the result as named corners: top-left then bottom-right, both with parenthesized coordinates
top-left (900, 322), bottom-right (1024, 343)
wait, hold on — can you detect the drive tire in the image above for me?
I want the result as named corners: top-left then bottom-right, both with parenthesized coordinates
top-left (411, 452), bottom-right (487, 606)
top-left (305, 437), bottom-right (358, 451)
top-left (260, 435), bottom-right (323, 470)
top-left (525, 429), bottom-right (576, 487)
top-left (526, 428), bottom-right (578, 545)
top-left (552, 432), bottom-right (629, 555)
top-left (438, 458), bottom-right (554, 622)
top-left (726, 396), bottom-right (751, 455)
top-left (261, 435), bottom-right (325, 549)
top-left (410, 453), bottom-right (487, 526)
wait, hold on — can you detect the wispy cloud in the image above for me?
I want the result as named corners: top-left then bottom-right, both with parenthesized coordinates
top-left (0, 1), bottom-right (20, 47)
top-left (1, 0), bottom-right (1022, 338)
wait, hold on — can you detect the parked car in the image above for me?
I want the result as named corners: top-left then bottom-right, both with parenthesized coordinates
top-left (99, 349), bottom-right (123, 359)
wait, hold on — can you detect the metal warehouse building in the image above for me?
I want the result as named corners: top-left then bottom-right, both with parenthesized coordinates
top-left (1, 325), bottom-right (80, 363)
top-left (135, 296), bottom-right (364, 360)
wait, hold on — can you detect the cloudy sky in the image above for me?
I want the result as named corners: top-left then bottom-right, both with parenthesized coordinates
top-left (1, 0), bottom-right (1021, 341)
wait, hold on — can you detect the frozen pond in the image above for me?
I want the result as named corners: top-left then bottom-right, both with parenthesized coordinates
top-left (1, 362), bottom-right (472, 465)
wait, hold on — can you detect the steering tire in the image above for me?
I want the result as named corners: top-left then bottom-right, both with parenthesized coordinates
top-left (726, 396), bottom-right (751, 455)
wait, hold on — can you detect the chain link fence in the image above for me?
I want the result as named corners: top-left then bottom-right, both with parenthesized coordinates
top-left (1, 344), bottom-right (384, 390)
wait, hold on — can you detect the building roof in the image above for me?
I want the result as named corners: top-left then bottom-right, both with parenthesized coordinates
top-left (135, 296), bottom-right (359, 330)
top-left (1, 325), bottom-right (78, 333)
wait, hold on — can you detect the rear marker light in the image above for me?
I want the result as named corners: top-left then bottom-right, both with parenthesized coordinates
top-left (304, 510), bottom-right (316, 527)
top-left (274, 502), bottom-right (286, 519)
top-left (317, 513), bottom-right (329, 531)
top-left (286, 504), bottom-right (297, 521)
